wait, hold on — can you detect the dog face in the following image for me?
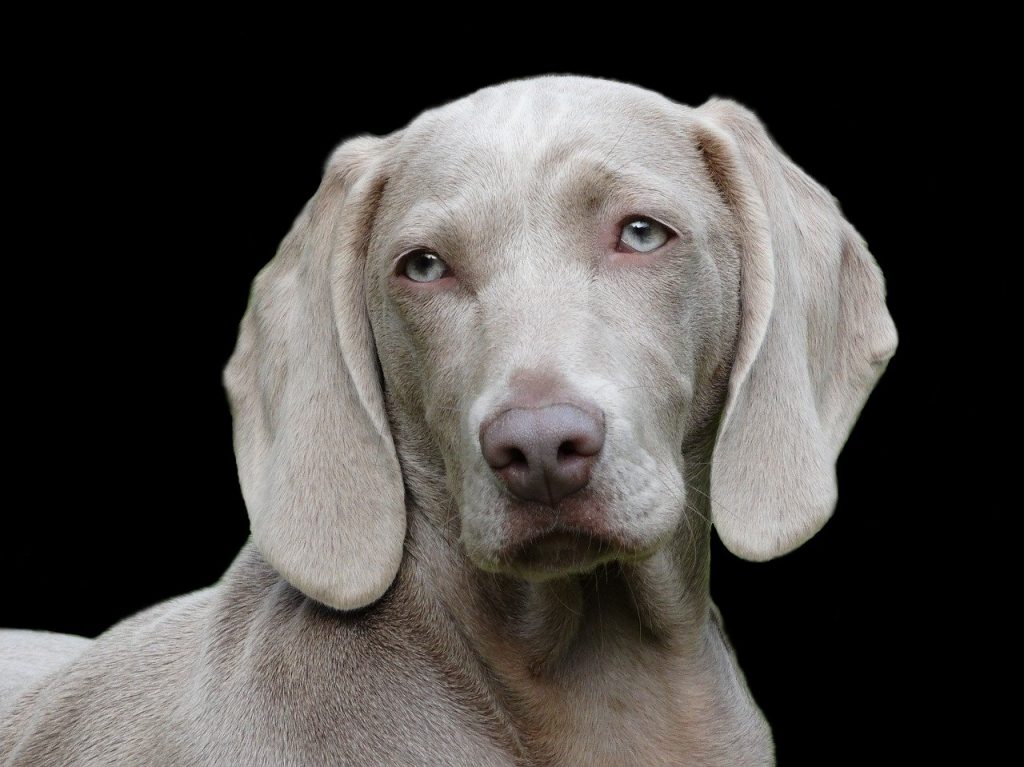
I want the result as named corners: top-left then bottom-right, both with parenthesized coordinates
top-left (225, 77), bottom-right (897, 610)
top-left (365, 80), bottom-right (739, 579)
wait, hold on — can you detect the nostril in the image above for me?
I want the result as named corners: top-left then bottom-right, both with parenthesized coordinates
top-left (508, 447), bottom-right (528, 467)
top-left (557, 440), bottom-right (579, 460)
top-left (560, 422), bottom-right (605, 461)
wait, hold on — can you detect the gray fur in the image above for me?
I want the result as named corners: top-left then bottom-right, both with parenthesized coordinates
top-left (1, 76), bottom-right (896, 766)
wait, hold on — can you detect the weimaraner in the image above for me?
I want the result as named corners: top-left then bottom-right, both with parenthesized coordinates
top-left (0, 76), bottom-right (897, 766)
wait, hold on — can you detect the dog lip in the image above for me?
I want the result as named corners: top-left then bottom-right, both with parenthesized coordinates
top-left (495, 525), bottom-right (647, 576)
top-left (510, 530), bottom-right (607, 568)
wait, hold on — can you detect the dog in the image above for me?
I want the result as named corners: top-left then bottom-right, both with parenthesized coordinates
top-left (0, 75), bottom-right (897, 766)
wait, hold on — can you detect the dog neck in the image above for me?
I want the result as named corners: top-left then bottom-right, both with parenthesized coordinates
top-left (396, 441), bottom-right (767, 765)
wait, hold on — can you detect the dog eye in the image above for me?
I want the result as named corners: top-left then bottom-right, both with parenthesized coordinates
top-left (398, 250), bottom-right (450, 283)
top-left (618, 217), bottom-right (671, 253)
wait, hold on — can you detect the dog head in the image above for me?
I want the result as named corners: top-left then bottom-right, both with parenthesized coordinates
top-left (225, 77), bottom-right (897, 609)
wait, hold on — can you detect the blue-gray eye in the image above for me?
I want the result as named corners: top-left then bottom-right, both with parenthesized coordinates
top-left (399, 250), bottom-right (450, 282)
top-left (619, 218), bottom-right (671, 253)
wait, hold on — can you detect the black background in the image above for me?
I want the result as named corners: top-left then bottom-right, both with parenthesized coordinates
top-left (4, 49), bottom-right (1003, 764)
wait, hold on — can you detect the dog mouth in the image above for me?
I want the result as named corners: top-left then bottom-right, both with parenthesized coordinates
top-left (489, 521), bottom-right (653, 579)
top-left (503, 530), bottom-right (626, 576)
top-left (467, 491), bottom-right (658, 579)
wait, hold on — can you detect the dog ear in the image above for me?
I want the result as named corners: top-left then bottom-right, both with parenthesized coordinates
top-left (223, 135), bottom-right (404, 610)
top-left (693, 100), bottom-right (898, 561)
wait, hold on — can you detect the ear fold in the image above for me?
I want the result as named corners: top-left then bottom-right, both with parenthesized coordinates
top-left (224, 136), bottom-right (405, 610)
top-left (694, 99), bottom-right (898, 561)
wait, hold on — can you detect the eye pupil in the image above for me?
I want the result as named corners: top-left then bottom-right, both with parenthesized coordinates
top-left (630, 221), bottom-right (651, 239)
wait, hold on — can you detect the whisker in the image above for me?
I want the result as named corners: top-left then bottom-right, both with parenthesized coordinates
top-left (621, 565), bottom-right (645, 643)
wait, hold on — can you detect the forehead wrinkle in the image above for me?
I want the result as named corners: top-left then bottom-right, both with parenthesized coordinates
top-left (539, 153), bottom-right (699, 233)
top-left (387, 200), bottom-right (461, 252)
top-left (382, 177), bottom-right (526, 281)
top-left (383, 88), bottom-right (711, 269)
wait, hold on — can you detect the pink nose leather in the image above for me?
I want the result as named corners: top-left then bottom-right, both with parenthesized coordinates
top-left (479, 403), bottom-right (605, 505)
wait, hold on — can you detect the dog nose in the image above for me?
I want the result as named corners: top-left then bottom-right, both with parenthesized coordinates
top-left (480, 404), bottom-right (605, 505)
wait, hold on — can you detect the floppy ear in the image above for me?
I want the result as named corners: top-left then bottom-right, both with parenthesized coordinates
top-left (694, 99), bottom-right (898, 561)
top-left (223, 136), bottom-right (405, 610)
